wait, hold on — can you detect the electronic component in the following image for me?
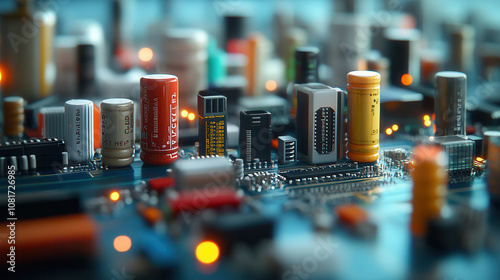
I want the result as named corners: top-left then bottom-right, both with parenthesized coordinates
top-left (3, 96), bottom-right (25, 138)
top-left (465, 135), bottom-right (483, 157)
top-left (65, 99), bottom-right (94, 163)
top-left (202, 212), bottom-right (274, 255)
top-left (294, 46), bottom-right (319, 84)
top-left (295, 83), bottom-right (344, 164)
top-left (140, 74), bottom-right (179, 165)
top-left (433, 135), bottom-right (475, 177)
top-left (0, 214), bottom-right (97, 263)
top-left (77, 44), bottom-right (97, 97)
top-left (277, 136), bottom-right (296, 164)
top-left (40, 106), bottom-right (65, 139)
top-left (167, 187), bottom-right (242, 216)
top-left (197, 90), bottom-right (227, 156)
top-left (0, 138), bottom-right (66, 172)
top-left (411, 145), bottom-right (448, 236)
top-left (238, 95), bottom-right (289, 127)
top-left (279, 162), bottom-right (363, 184)
top-left (162, 28), bottom-right (208, 108)
top-left (347, 71), bottom-right (381, 163)
top-left (434, 71), bottom-right (467, 136)
top-left (147, 177), bottom-right (175, 193)
top-left (100, 98), bottom-right (134, 167)
top-left (239, 110), bottom-right (272, 166)
top-left (488, 137), bottom-right (500, 206)
top-left (172, 157), bottom-right (235, 190)
top-left (384, 28), bottom-right (420, 87)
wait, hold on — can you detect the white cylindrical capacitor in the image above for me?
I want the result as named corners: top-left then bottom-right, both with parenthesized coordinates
top-left (100, 98), bottom-right (134, 167)
top-left (65, 99), bottom-right (94, 163)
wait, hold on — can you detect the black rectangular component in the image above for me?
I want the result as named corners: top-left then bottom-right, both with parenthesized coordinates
top-left (279, 163), bottom-right (362, 181)
top-left (198, 90), bottom-right (227, 156)
top-left (0, 138), bottom-right (66, 169)
top-left (239, 110), bottom-right (272, 164)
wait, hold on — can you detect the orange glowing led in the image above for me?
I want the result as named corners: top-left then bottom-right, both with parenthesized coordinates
top-left (188, 113), bottom-right (195, 121)
top-left (0, 69), bottom-right (2, 83)
top-left (401, 74), bottom-right (413, 86)
top-left (110, 191), bottom-right (120, 201)
top-left (424, 120), bottom-right (432, 127)
top-left (195, 241), bottom-right (220, 264)
top-left (476, 157), bottom-right (484, 162)
top-left (138, 47), bottom-right (154, 62)
top-left (392, 124), bottom-right (399, 131)
top-left (113, 235), bottom-right (132, 252)
top-left (181, 110), bottom-right (188, 118)
top-left (265, 80), bottom-right (278, 91)
top-left (385, 128), bottom-right (393, 135)
top-left (423, 115), bottom-right (430, 121)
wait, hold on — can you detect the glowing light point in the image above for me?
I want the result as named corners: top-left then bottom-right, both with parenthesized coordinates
top-left (138, 47), bottom-right (154, 62)
top-left (114, 235), bottom-right (132, 252)
top-left (195, 241), bottom-right (220, 264)
top-left (181, 110), bottom-right (188, 118)
top-left (401, 74), bottom-right (413, 86)
top-left (385, 128), bottom-right (393, 135)
top-left (110, 191), bottom-right (120, 201)
top-left (265, 80), bottom-right (277, 91)
top-left (188, 113), bottom-right (195, 121)
top-left (392, 124), bottom-right (399, 131)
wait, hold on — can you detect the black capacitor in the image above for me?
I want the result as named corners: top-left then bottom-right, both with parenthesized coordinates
top-left (294, 47), bottom-right (319, 84)
top-left (434, 71), bottom-right (467, 136)
top-left (384, 28), bottom-right (420, 87)
top-left (224, 15), bottom-right (247, 47)
top-left (77, 44), bottom-right (97, 97)
top-left (198, 90), bottom-right (227, 157)
top-left (239, 110), bottom-right (272, 165)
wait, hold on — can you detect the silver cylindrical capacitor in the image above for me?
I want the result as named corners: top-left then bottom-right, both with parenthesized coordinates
top-left (434, 71), bottom-right (467, 136)
top-left (100, 98), bottom-right (134, 167)
top-left (65, 99), bottom-right (94, 163)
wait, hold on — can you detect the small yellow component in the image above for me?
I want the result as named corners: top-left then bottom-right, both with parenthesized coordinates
top-left (181, 110), bottom-right (188, 118)
top-left (347, 71), bottom-right (381, 163)
top-left (392, 124), bottom-right (399, 131)
top-left (3, 96), bottom-right (25, 137)
top-left (188, 113), bottom-right (195, 121)
top-left (386, 128), bottom-right (393, 135)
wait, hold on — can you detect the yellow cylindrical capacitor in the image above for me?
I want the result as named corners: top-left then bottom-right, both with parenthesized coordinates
top-left (410, 145), bottom-right (448, 236)
top-left (3, 96), bottom-right (25, 137)
top-left (347, 71), bottom-right (381, 163)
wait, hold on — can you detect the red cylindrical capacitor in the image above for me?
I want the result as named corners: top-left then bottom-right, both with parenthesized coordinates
top-left (140, 74), bottom-right (179, 165)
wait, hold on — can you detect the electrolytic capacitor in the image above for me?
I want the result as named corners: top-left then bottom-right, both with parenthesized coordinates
top-left (347, 71), bottom-right (381, 163)
top-left (100, 98), bottom-right (134, 167)
top-left (434, 71), bottom-right (467, 137)
top-left (385, 28), bottom-right (420, 87)
top-left (3, 96), bottom-right (25, 138)
top-left (65, 99), bottom-right (94, 163)
top-left (411, 145), bottom-right (448, 236)
top-left (140, 74), bottom-right (179, 165)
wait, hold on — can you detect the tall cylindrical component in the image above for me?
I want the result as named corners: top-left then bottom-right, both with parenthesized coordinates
top-left (434, 71), bottom-right (467, 137)
top-left (162, 28), bottom-right (208, 110)
top-left (65, 99), bottom-right (94, 163)
top-left (294, 47), bottom-right (319, 84)
top-left (0, 1), bottom-right (56, 101)
top-left (101, 98), bottom-right (134, 167)
top-left (347, 71), bottom-right (381, 163)
top-left (384, 28), bottom-right (420, 87)
top-left (140, 74), bottom-right (179, 165)
top-left (488, 137), bottom-right (500, 206)
top-left (3, 96), bottom-right (25, 138)
top-left (411, 145), bottom-right (448, 236)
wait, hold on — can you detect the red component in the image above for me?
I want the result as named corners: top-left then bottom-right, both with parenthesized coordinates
top-left (148, 177), bottom-right (175, 193)
top-left (466, 125), bottom-right (476, 134)
top-left (140, 74), bottom-right (179, 165)
top-left (335, 204), bottom-right (368, 226)
top-left (167, 188), bottom-right (242, 216)
top-left (93, 104), bottom-right (101, 149)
